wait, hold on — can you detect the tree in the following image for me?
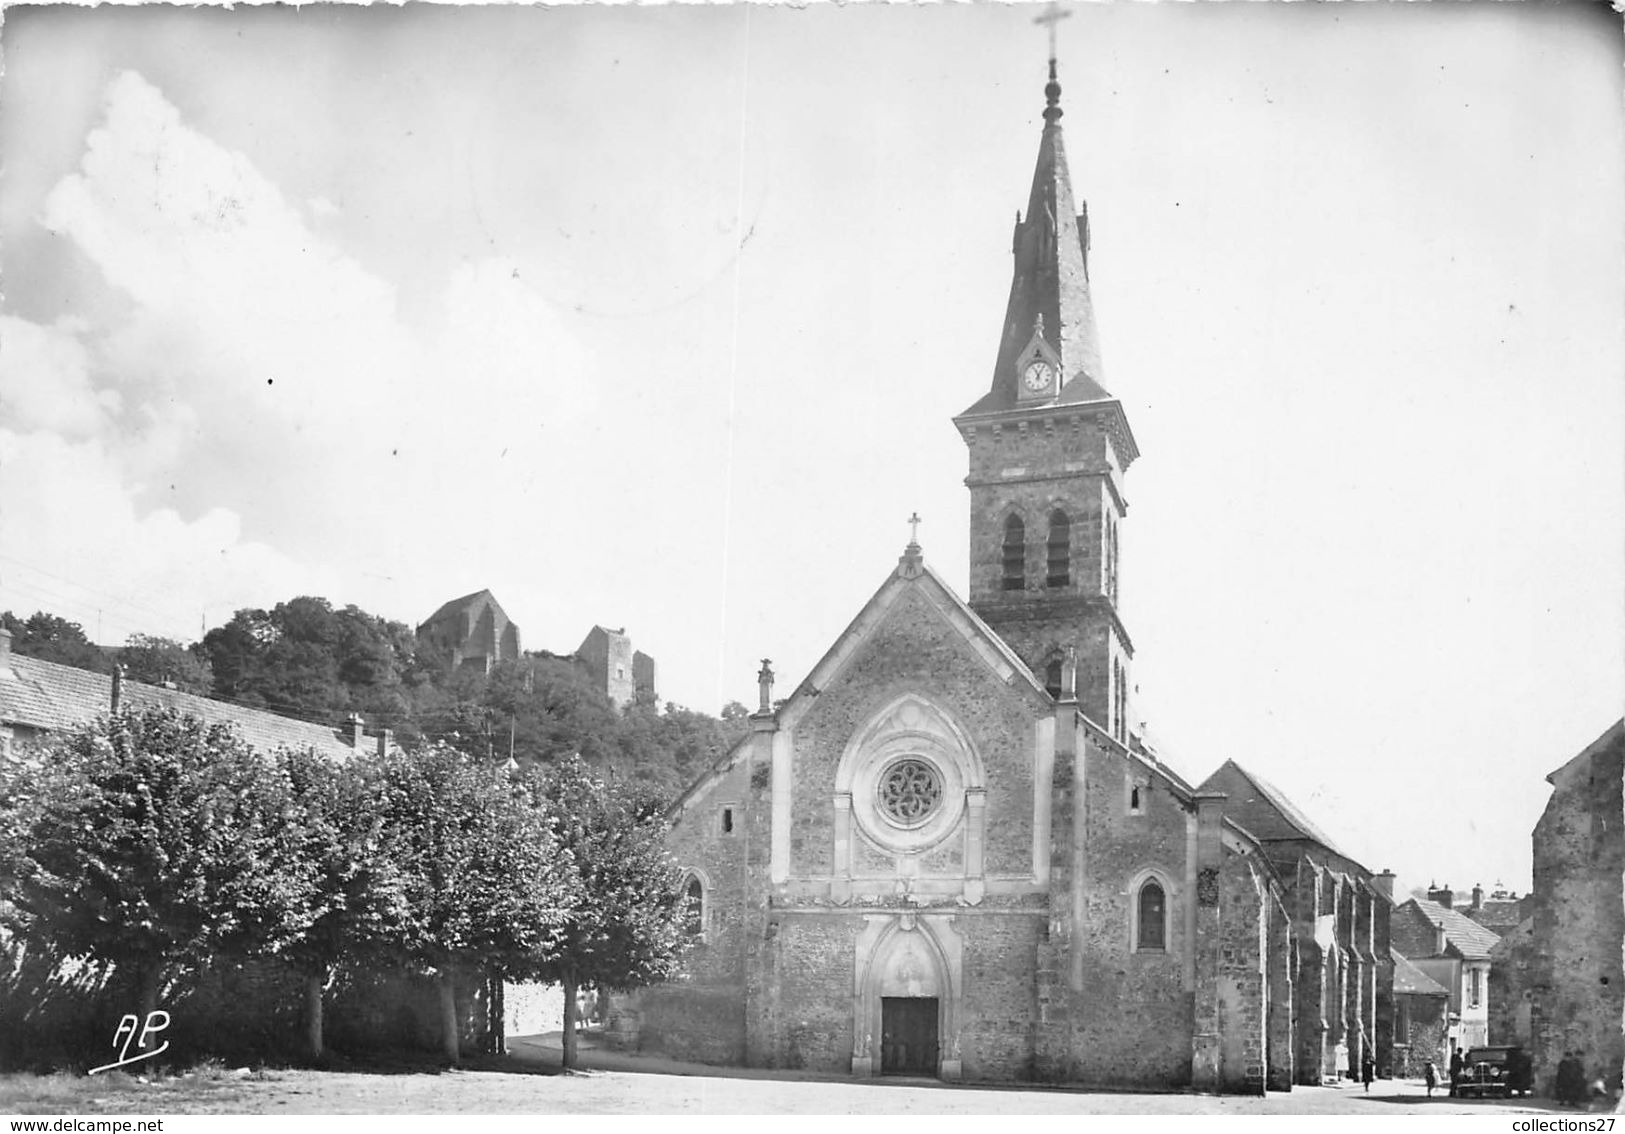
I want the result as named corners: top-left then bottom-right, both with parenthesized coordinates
top-left (272, 746), bottom-right (410, 1060)
top-left (373, 744), bottom-right (577, 1062)
top-left (119, 634), bottom-right (214, 695)
top-left (199, 598), bottom-right (418, 731)
top-left (1, 610), bottom-right (109, 672)
top-left (520, 757), bottom-right (689, 1070)
top-left (0, 708), bottom-right (316, 1038)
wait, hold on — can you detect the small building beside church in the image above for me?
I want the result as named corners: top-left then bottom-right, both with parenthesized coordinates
top-left (607, 56), bottom-right (1392, 1093)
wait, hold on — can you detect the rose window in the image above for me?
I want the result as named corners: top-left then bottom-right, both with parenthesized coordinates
top-left (878, 758), bottom-right (943, 825)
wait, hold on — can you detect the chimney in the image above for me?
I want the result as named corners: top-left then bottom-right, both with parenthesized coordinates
top-left (110, 664), bottom-right (126, 714)
top-left (756, 659), bottom-right (775, 715)
top-left (1471, 883), bottom-right (1484, 911)
top-left (1370, 869), bottom-right (1397, 902)
top-left (1428, 883), bottom-right (1454, 910)
top-left (346, 712), bottom-right (365, 749)
top-left (376, 728), bottom-right (394, 758)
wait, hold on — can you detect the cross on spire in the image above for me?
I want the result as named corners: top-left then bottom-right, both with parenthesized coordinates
top-left (907, 512), bottom-right (922, 545)
top-left (1034, 2), bottom-right (1071, 66)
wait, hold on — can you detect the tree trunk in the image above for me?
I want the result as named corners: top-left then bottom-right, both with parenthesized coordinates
top-left (437, 969), bottom-right (460, 1064)
top-left (304, 968), bottom-right (326, 1060)
top-left (561, 968), bottom-right (578, 1070)
top-left (488, 967), bottom-right (506, 1056)
top-left (137, 964), bottom-right (162, 1052)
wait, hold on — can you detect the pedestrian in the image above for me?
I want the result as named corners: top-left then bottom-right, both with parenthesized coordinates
top-left (1424, 1059), bottom-right (1439, 1098)
top-left (1449, 1045), bottom-right (1463, 1098)
top-left (1362, 1050), bottom-right (1375, 1092)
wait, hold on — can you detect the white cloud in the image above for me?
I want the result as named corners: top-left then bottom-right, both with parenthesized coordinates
top-left (2, 70), bottom-right (597, 641)
top-left (0, 316), bottom-right (119, 437)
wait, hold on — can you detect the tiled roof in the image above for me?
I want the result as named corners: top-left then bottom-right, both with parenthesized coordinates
top-left (1407, 898), bottom-right (1502, 961)
top-left (0, 653), bottom-right (357, 761)
top-left (1391, 948), bottom-right (1450, 997)
top-left (1199, 760), bottom-right (1353, 860)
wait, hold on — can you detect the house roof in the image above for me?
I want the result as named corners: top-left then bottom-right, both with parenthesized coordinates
top-left (0, 653), bottom-right (358, 761)
top-left (1391, 948), bottom-right (1451, 997)
top-left (1405, 897), bottom-right (1502, 961)
top-left (1197, 759), bottom-right (1353, 860)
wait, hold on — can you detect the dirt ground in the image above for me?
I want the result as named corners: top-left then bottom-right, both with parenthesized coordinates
top-left (0, 1032), bottom-right (1591, 1115)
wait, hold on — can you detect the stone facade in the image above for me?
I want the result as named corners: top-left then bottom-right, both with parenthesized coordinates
top-left (576, 625), bottom-right (656, 708)
top-left (605, 57), bottom-right (1378, 1095)
top-left (614, 551), bottom-right (1295, 1090)
top-left (1488, 917), bottom-right (1537, 1052)
top-left (1198, 762), bottom-right (1394, 1082)
top-left (1528, 719), bottom-right (1625, 1095)
top-left (417, 589), bottom-right (520, 674)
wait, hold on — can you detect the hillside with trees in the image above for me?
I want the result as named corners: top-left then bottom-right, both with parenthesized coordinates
top-left (4, 598), bottom-right (749, 806)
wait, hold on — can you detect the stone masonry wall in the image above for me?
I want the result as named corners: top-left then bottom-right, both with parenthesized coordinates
top-left (631, 755), bottom-right (756, 1065)
top-left (766, 914), bottom-right (864, 1072)
top-left (1488, 917), bottom-right (1537, 1049)
top-left (1532, 725), bottom-right (1625, 1095)
top-left (958, 913), bottom-right (1043, 1080)
top-left (1069, 738), bottom-right (1193, 1086)
top-left (788, 586), bottom-right (1039, 880)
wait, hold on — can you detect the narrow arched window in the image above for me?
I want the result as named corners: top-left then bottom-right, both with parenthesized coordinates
top-left (1044, 658), bottom-right (1063, 700)
top-left (683, 876), bottom-right (704, 937)
top-left (1138, 880), bottom-right (1166, 951)
top-left (1002, 515), bottom-right (1025, 591)
top-left (1106, 516), bottom-right (1120, 604)
top-left (1046, 510), bottom-right (1071, 587)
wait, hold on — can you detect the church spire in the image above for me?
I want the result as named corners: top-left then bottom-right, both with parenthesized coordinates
top-left (962, 48), bottom-right (1111, 416)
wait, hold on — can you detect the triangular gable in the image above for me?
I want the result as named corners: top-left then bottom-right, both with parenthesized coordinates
top-left (666, 548), bottom-right (1054, 821)
top-left (1199, 759), bottom-right (1353, 861)
top-left (421, 588), bottom-right (497, 627)
top-left (776, 551), bottom-right (1053, 733)
top-left (1545, 717), bottom-right (1624, 786)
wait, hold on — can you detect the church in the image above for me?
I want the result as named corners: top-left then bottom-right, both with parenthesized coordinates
top-left (607, 54), bottom-right (1390, 1094)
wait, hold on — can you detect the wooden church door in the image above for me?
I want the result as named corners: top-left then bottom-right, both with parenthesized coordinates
top-left (881, 997), bottom-right (939, 1076)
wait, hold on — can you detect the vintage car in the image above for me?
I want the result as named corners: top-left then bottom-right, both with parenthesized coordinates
top-left (1458, 1046), bottom-right (1534, 1099)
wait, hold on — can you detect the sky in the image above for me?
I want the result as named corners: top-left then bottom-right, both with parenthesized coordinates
top-left (1, 0), bottom-right (1621, 897)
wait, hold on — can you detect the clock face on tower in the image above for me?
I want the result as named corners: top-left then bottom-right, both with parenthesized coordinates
top-left (1022, 359), bottom-right (1054, 393)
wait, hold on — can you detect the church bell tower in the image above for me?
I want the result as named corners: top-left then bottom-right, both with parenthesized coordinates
top-left (953, 54), bottom-right (1140, 743)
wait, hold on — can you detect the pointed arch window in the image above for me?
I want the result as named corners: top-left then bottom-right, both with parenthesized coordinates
top-left (1137, 879), bottom-right (1167, 952)
top-left (683, 875), bottom-right (705, 938)
top-left (1002, 515), bottom-right (1026, 591)
top-left (1046, 509), bottom-right (1071, 587)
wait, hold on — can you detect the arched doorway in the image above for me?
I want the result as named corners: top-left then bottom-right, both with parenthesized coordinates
top-left (852, 915), bottom-right (963, 1080)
